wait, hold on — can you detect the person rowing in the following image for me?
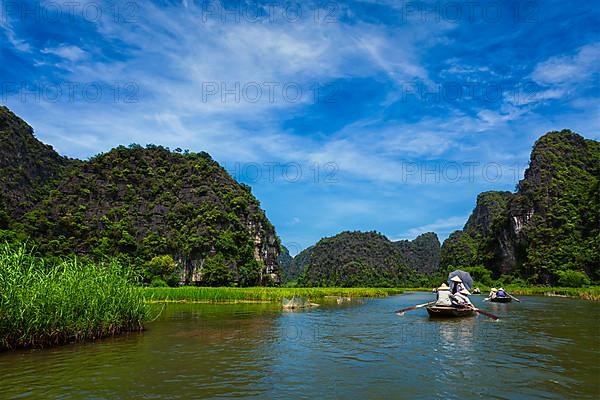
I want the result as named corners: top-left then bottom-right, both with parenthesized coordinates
top-left (435, 283), bottom-right (452, 306)
top-left (449, 275), bottom-right (465, 294)
top-left (451, 289), bottom-right (473, 308)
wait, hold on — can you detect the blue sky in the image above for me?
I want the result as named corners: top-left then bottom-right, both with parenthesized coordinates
top-left (1, 0), bottom-right (599, 254)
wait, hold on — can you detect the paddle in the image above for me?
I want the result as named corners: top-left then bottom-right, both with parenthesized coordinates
top-left (395, 301), bottom-right (435, 316)
top-left (508, 293), bottom-right (521, 302)
top-left (473, 308), bottom-right (499, 320)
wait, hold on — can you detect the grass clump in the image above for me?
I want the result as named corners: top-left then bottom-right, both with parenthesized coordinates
top-left (144, 286), bottom-right (404, 303)
top-left (0, 244), bottom-right (149, 351)
top-left (501, 286), bottom-right (600, 301)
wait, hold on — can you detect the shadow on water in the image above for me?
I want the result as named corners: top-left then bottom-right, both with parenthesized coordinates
top-left (1, 293), bottom-right (599, 399)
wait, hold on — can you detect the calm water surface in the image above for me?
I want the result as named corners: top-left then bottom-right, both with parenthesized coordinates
top-left (2, 293), bottom-right (599, 399)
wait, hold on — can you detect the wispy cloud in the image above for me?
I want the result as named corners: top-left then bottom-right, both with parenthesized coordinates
top-left (42, 45), bottom-right (87, 62)
top-left (0, 18), bottom-right (31, 53)
top-left (531, 42), bottom-right (600, 85)
top-left (395, 216), bottom-right (469, 240)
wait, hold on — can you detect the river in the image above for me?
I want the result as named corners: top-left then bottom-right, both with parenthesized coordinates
top-left (2, 293), bottom-right (599, 399)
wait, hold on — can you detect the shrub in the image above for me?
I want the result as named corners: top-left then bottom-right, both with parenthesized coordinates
top-left (149, 277), bottom-right (168, 287)
top-left (144, 255), bottom-right (179, 286)
top-left (556, 270), bottom-right (591, 287)
top-left (202, 254), bottom-right (233, 286)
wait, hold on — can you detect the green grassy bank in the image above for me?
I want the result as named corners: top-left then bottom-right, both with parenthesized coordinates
top-left (144, 286), bottom-right (600, 303)
top-left (143, 286), bottom-right (405, 303)
top-left (404, 285), bottom-right (600, 300)
top-left (0, 244), bottom-right (149, 351)
top-left (498, 286), bottom-right (600, 301)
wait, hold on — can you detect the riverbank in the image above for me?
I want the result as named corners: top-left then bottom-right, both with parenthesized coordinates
top-left (431, 286), bottom-right (599, 301)
top-left (0, 244), bottom-right (149, 351)
top-left (143, 286), bottom-right (600, 303)
top-left (501, 286), bottom-right (600, 301)
top-left (143, 287), bottom-right (405, 303)
top-left (371, 286), bottom-right (600, 301)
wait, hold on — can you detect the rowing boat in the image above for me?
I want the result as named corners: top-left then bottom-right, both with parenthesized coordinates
top-left (489, 296), bottom-right (512, 303)
top-left (426, 305), bottom-right (476, 318)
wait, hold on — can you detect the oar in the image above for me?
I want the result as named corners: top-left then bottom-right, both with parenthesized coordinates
top-left (508, 293), bottom-right (521, 302)
top-left (473, 308), bottom-right (499, 320)
top-left (395, 301), bottom-right (435, 316)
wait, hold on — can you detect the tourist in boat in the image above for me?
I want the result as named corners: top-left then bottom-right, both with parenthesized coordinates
top-left (497, 288), bottom-right (507, 298)
top-left (451, 289), bottom-right (472, 307)
top-left (450, 276), bottom-right (464, 294)
top-left (435, 283), bottom-right (452, 306)
top-left (473, 287), bottom-right (481, 294)
top-left (489, 288), bottom-right (498, 299)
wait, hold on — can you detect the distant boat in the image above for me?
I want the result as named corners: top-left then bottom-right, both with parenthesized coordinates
top-left (489, 296), bottom-right (512, 303)
top-left (473, 288), bottom-right (481, 294)
top-left (426, 305), bottom-right (476, 318)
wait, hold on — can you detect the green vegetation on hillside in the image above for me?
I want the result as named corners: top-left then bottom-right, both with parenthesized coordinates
top-left (0, 107), bottom-right (74, 222)
top-left (289, 232), bottom-right (441, 287)
top-left (0, 107), bottom-right (280, 287)
top-left (394, 232), bottom-right (441, 274)
top-left (0, 243), bottom-right (148, 351)
top-left (441, 131), bottom-right (599, 285)
top-left (1, 107), bottom-right (598, 290)
top-left (296, 231), bottom-right (437, 287)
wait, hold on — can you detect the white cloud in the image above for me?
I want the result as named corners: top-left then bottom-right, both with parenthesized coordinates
top-left (41, 45), bottom-right (87, 62)
top-left (0, 19), bottom-right (31, 52)
top-left (531, 42), bottom-right (600, 85)
top-left (396, 215), bottom-right (468, 240)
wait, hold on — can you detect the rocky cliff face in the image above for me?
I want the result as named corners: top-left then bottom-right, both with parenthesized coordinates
top-left (0, 107), bottom-right (280, 285)
top-left (441, 130), bottom-right (599, 283)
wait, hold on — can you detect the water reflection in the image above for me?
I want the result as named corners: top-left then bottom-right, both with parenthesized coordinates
top-left (1, 295), bottom-right (598, 399)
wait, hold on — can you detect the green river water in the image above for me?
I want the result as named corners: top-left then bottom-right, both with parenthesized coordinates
top-left (1, 292), bottom-right (599, 399)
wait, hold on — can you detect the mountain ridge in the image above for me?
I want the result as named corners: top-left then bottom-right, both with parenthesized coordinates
top-left (288, 230), bottom-right (441, 287)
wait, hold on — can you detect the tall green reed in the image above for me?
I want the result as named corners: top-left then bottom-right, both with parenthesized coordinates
top-left (0, 243), bottom-right (149, 351)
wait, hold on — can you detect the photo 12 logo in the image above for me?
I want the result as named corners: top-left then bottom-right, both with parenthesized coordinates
top-left (399, 81), bottom-right (543, 105)
top-left (223, 161), bottom-right (340, 184)
top-left (398, 161), bottom-right (526, 184)
top-left (1, 1), bottom-right (139, 24)
top-left (1, 82), bottom-right (139, 103)
top-left (398, 1), bottom-right (539, 23)
top-left (198, 1), bottom-right (339, 23)
top-left (201, 82), bottom-right (339, 104)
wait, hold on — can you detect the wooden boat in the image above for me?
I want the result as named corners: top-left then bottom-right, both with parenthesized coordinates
top-left (489, 296), bottom-right (512, 303)
top-left (426, 305), bottom-right (476, 318)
